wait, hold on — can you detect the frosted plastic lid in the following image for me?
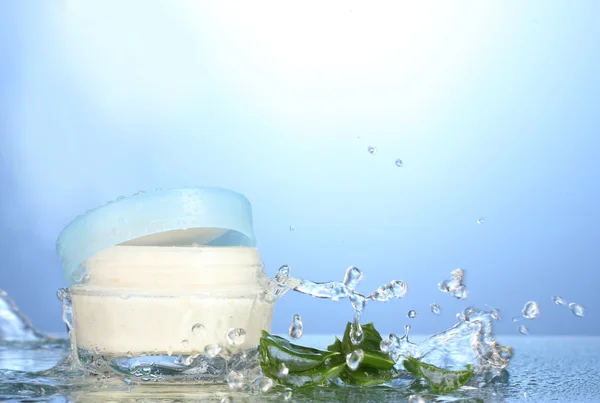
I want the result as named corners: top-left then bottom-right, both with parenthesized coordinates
top-left (56, 187), bottom-right (256, 285)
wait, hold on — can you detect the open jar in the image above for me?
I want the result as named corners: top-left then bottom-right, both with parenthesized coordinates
top-left (56, 188), bottom-right (274, 378)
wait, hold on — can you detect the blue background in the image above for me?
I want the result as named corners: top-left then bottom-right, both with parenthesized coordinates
top-left (1, 1), bottom-right (598, 336)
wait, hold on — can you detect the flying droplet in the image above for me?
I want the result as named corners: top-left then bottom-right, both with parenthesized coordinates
top-left (226, 328), bottom-right (246, 346)
top-left (430, 303), bottom-right (441, 315)
top-left (289, 225), bottom-right (295, 232)
top-left (204, 344), bottom-right (221, 358)
top-left (192, 323), bottom-right (205, 336)
top-left (518, 325), bottom-right (529, 335)
top-left (522, 301), bottom-right (540, 319)
top-left (477, 217), bottom-right (485, 224)
top-left (180, 339), bottom-right (190, 350)
top-left (490, 308), bottom-right (501, 321)
top-left (167, 345), bottom-right (173, 356)
top-left (343, 266), bottom-right (363, 290)
top-left (367, 146), bottom-right (377, 154)
top-left (226, 370), bottom-right (244, 389)
top-left (512, 316), bottom-right (522, 323)
top-left (395, 159), bottom-right (403, 167)
top-left (346, 349), bottom-right (364, 371)
top-left (288, 314), bottom-right (303, 339)
top-left (452, 285), bottom-right (468, 300)
top-left (407, 310), bottom-right (418, 319)
top-left (552, 296), bottom-right (566, 305)
top-left (255, 376), bottom-right (274, 393)
top-left (569, 302), bottom-right (585, 317)
top-left (278, 363), bottom-right (289, 377)
top-left (349, 321), bottom-right (363, 345)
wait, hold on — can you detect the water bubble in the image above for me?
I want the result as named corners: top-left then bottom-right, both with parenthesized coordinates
top-left (367, 146), bottom-right (377, 154)
top-left (518, 325), bottom-right (529, 335)
top-left (226, 328), bottom-right (246, 346)
top-left (167, 345), bottom-right (173, 356)
top-left (278, 363), bottom-right (289, 377)
top-left (255, 376), bottom-right (274, 393)
top-left (289, 225), bottom-right (295, 232)
top-left (552, 296), bottom-right (566, 305)
top-left (407, 310), bottom-right (418, 319)
top-left (288, 314), bottom-right (303, 339)
top-left (181, 339), bottom-right (190, 350)
top-left (192, 323), bottom-right (205, 336)
top-left (522, 301), bottom-right (540, 319)
top-left (430, 304), bottom-right (441, 315)
top-left (204, 344), bottom-right (221, 358)
top-left (477, 217), bottom-right (485, 224)
top-left (569, 302), bottom-right (585, 317)
top-left (346, 349), bottom-right (364, 371)
top-left (395, 158), bottom-right (403, 167)
top-left (408, 395), bottom-right (426, 403)
top-left (343, 266), bottom-right (363, 290)
top-left (226, 370), bottom-right (244, 390)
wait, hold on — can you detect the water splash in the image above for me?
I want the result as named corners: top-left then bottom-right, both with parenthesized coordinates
top-left (0, 289), bottom-right (46, 342)
top-left (438, 269), bottom-right (468, 300)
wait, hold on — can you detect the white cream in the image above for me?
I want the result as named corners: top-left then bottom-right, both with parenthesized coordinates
top-left (71, 245), bottom-right (274, 355)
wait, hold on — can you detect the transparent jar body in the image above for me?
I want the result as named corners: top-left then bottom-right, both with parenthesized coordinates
top-left (70, 245), bottom-right (274, 360)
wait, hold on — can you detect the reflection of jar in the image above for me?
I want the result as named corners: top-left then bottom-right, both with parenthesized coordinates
top-left (56, 188), bottom-right (272, 361)
top-left (72, 245), bottom-right (273, 355)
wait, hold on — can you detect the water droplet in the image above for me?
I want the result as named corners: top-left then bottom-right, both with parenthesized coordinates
top-left (275, 265), bottom-right (291, 285)
top-left (380, 338), bottom-right (393, 353)
top-left (490, 307), bottom-right (501, 321)
top-left (477, 217), bottom-right (485, 224)
top-left (408, 395), bottom-right (426, 403)
top-left (226, 370), bottom-right (244, 389)
top-left (349, 321), bottom-right (363, 345)
top-left (407, 310), bottom-right (418, 319)
top-left (552, 296), bottom-right (566, 305)
top-left (167, 345), bottom-right (173, 356)
top-left (192, 323), bottom-right (205, 336)
top-left (395, 158), bottom-right (403, 167)
top-left (181, 339), bottom-right (190, 350)
top-left (430, 304), bottom-right (441, 315)
top-left (518, 325), bottom-right (529, 335)
top-left (522, 301), bottom-right (540, 319)
top-left (204, 344), bottom-right (221, 358)
top-left (278, 363), bottom-right (289, 377)
top-left (367, 146), bottom-right (377, 154)
top-left (346, 349), bottom-right (364, 371)
top-left (289, 225), bottom-right (295, 232)
top-left (569, 302), bottom-right (585, 317)
top-left (452, 284), bottom-right (468, 300)
top-left (226, 328), bottom-right (246, 346)
top-left (288, 314), bottom-right (303, 339)
top-left (283, 391), bottom-right (292, 401)
top-left (256, 376), bottom-right (274, 393)
top-left (343, 266), bottom-right (363, 290)
top-left (512, 316), bottom-right (522, 323)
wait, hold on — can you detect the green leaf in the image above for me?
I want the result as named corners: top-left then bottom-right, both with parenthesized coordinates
top-left (340, 322), bottom-right (395, 371)
top-left (402, 356), bottom-right (474, 393)
top-left (260, 354), bottom-right (346, 388)
top-left (259, 331), bottom-right (339, 372)
top-left (339, 365), bottom-right (400, 387)
top-left (327, 336), bottom-right (343, 353)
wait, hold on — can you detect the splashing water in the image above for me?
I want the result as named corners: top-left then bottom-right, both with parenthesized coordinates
top-left (522, 301), bottom-right (540, 320)
top-left (0, 289), bottom-right (46, 342)
top-left (288, 314), bottom-right (303, 339)
top-left (438, 268), bottom-right (468, 300)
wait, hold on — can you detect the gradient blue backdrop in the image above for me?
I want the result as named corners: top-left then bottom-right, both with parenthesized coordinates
top-left (1, 1), bottom-right (598, 336)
